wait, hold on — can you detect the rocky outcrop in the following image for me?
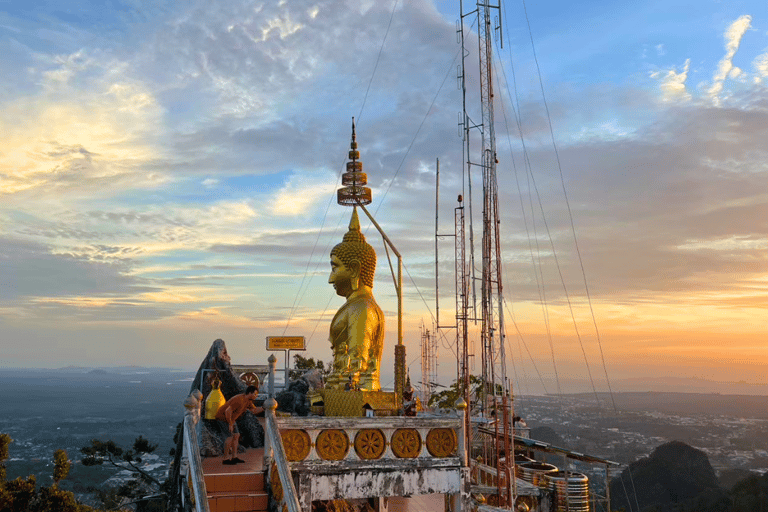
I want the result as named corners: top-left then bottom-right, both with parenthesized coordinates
top-left (610, 440), bottom-right (719, 511)
top-left (189, 339), bottom-right (264, 456)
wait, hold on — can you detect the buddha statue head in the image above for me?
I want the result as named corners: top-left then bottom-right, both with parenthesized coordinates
top-left (329, 208), bottom-right (376, 297)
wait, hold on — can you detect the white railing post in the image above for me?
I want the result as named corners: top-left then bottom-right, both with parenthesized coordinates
top-left (264, 397), bottom-right (276, 466)
top-left (456, 397), bottom-right (468, 467)
top-left (268, 354), bottom-right (277, 398)
top-left (454, 397), bottom-right (469, 512)
top-left (182, 391), bottom-right (210, 512)
top-left (265, 398), bottom-right (301, 512)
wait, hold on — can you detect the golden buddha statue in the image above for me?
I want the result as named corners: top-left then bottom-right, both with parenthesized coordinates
top-left (327, 207), bottom-right (384, 391)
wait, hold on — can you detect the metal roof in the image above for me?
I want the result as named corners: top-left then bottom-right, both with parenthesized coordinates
top-left (477, 426), bottom-right (620, 466)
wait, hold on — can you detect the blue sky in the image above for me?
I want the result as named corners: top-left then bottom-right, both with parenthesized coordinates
top-left (1, 0), bottom-right (768, 395)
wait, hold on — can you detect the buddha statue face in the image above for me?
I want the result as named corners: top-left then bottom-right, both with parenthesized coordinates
top-left (328, 255), bottom-right (360, 298)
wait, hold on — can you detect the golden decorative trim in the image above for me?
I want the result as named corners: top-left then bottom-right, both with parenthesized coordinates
top-left (354, 428), bottom-right (386, 459)
top-left (270, 462), bottom-right (283, 502)
top-left (321, 389), bottom-right (398, 417)
top-left (390, 428), bottom-right (421, 458)
top-left (316, 429), bottom-right (350, 461)
top-left (426, 428), bottom-right (458, 458)
top-left (280, 429), bottom-right (311, 461)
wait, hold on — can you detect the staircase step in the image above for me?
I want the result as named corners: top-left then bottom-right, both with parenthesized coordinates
top-left (207, 492), bottom-right (268, 512)
top-left (204, 472), bottom-right (265, 493)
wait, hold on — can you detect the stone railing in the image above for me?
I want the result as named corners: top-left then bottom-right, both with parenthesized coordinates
top-left (264, 398), bottom-right (302, 512)
top-left (179, 391), bottom-right (210, 512)
top-left (273, 402), bottom-right (471, 512)
top-left (275, 415), bottom-right (464, 466)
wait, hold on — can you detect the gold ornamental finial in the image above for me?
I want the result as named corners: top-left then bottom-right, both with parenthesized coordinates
top-left (337, 117), bottom-right (372, 206)
top-left (344, 207), bottom-right (363, 241)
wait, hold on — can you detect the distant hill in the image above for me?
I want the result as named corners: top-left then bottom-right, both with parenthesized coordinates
top-left (610, 441), bottom-right (720, 511)
top-left (530, 426), bottom-right (567, 447)
top-left (569, 391), bottom-right (768, 419)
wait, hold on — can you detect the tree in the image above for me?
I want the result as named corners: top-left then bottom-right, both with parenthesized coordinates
top-left (52, 450), bottom-right (70, 485)
top-left (131, 436), bottom-right (158, 455)
top-left (0, 433), bottom-right (106, 512)
top-left (80, 437), bottom-right (161, 487)
top-left (290, 354), bottom-right (331, 379)
top-left (428, 374), bottom-right (502, 409)
top-left (0, 434), bottom-right (10, 482)
top-left (78, 436), bottom-right (168, 510)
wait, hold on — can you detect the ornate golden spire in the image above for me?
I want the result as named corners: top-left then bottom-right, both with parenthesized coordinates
top-left (337, 117), bottom-right (372, 206)
top-left (342, 207), bottom-right (365, 243)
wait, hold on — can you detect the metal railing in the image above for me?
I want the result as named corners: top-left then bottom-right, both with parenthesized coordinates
top-left (180, 392), bottom-right (210, 512)
top-left (264, 397), bottom-right (301, 512)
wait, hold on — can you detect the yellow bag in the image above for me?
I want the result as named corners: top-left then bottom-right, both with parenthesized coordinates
top-left (204, 384), bottom-right (226, 420)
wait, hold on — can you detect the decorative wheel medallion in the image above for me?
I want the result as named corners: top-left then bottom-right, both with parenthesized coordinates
top-left (354, 429), bottom-right (386, 459)
top-left (426, 428), bottom-right (457, 457)
top-left (240, 372), bottom-right (260, 388)
top-left (391, 428), bottom-right (421, 458)
top-left (270, 462), bottom-right (283, 502)
top-left (316, 429), bottom-right (349, 460)
top-left (280, 429), bottom-right (311, 461)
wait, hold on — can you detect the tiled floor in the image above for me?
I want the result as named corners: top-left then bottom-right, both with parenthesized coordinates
top-left (202, 447), bottom-right (265, 475)
top-left (203, 448), bottom-right (267, 512)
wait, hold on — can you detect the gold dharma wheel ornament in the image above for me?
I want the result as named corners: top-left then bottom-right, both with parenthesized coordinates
top-left (426, 428), bottom-right (458, 458)
top-left (337, 118), bottom-right (372, 207)
top-left (280, 429), bottom-right (311, 461)
top-left (354, 428), bottom-right (386, 459)
top-left (239, 372), bottom-right (259, 388)
top-left (316, 429), bottom-right (349, 460)
top-left (390, 428), bottom-right (421, 458)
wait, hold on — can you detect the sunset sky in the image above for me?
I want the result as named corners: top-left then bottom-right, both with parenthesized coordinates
top-left (1, 0), bottom-right (767, 396)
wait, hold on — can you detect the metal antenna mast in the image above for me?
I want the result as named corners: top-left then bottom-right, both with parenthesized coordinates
top-left (459, 0), bottom-right (512, 505)
top-left (420, 322), bottom-right (438, 405)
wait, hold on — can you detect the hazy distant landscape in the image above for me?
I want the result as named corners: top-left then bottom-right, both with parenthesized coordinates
top-left (0, 367), bottom-right (194, 498)
top-left (3, 366), bottom-right (767, 508)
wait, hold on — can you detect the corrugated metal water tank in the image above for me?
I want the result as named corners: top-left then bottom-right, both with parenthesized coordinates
top-left (516, 461), bottom-right (558, 488)
top-left (544, 470), bottom-right (590, 512)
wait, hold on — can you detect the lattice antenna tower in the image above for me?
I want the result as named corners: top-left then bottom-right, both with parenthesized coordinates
top-left (458, 0), bottom-right (512, 505)
top-left (420, 322), bottom-right (439, 404)
top-left (457, 0), bottom-right (508, 412)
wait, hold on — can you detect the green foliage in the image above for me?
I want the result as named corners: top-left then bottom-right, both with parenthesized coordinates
top-left (34, 485), bottom-right (80, 512)
top-left (80, 440), bottom-right (122, 459)
top-left (1, 475), bottom-right (36, 511)
top-left (0, 435), bottom-right (10, 464)
top-left (80, 456), bottom-right (102, 467)
top-left (0, 434), bottom-right (10, 482)
top-left (52, 450), bottom-right (70, 484)
top-left (0, 432), bottom-right (126, 512)
top-left (132, 435), bottom-right (158, 455)
top-left (80, 437), bottom-right (157, 465)
top-left (291, 354), bottom-right (331, 379)
top-left (728, 473), bottom-right (768, 512)
top-left (78, 436), bottom-right (162, 498)
top-left (428, 374), bottom-right (495, 409)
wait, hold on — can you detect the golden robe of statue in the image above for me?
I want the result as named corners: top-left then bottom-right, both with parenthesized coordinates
top-left (327, 208), bottom-right (385, 391)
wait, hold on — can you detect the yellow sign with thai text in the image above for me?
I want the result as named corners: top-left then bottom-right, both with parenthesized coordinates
top-left (266, 336), bottom-right (306, 351)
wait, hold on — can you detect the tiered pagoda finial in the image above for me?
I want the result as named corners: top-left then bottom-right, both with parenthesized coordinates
top-left (337, 117), bottom-right (372, 206)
